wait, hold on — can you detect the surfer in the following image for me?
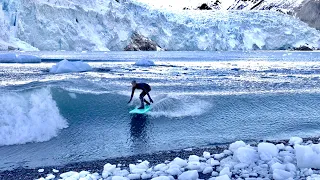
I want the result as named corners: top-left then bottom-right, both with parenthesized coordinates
top-left (128, 80), bottom-right (153, 109)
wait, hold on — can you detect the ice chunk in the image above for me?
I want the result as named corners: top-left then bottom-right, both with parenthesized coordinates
top-left (271, 162), bottom-right (286, 171)
top-left (276, 143), bottom-right (285, 150)
top-left (273, 169), bottom-right (293, 180)
top-left (52, 169), bottom-right (59, 173)
top-left (129, 162), bottom-right (149, 174)
top-left (234, 146), bottom-right (258, 164)
top-left (104, 163), bottom-right (117, 173)
top-left (154, 163), bottom-right (168, 171)
top-left (178, 170), bottom-right (198, 180)
top-left (45, 174), bottom-right (55, 180)
top-left (203, 151), bottom-right (211, 159)
top-left (134, 59), bottom-right (155, 66)
top-left (215, 174), bottom-right (231, 180)
top-left (307, 174), bottom-right (320, 180)
top-left (258, 142), bottom-right (279, 161)
top-left (219, 167), bottom-right (231, 177)
top-left (211, 171), bottom-right (219, 177)
top-left (285, 146), bottom-right (294, 152)
top-left (113, 170), bottom-right (129, 177)
top-left (151, 176), bottom-right (170, 180)
top-left (188, 155), bottom-right (200, 162)
top-left (207, 158), bottom-right (220, 166)
top-left (60, 171), bottom-right (79, 179)
top-left (289, 137), bottom-right (303, 145)
top-left (141, 173), bottom-right (152, 179)
top-left (0, 53), bottom-right (17, 63)
top-left (49, 59), bottom-right (92, 73)
top-left (286, 163), bottom-right (297, 172)
top-left (128, 174), bottom-right (141, 179)
top-left (229, 141), bottom-right (246, 153)
top-left (234, 163), bottom-right (249, 170)
top-left (166, 167), bottom-right (182, 176)
top-left (136, 161), bottom-right (150, 170)
top-left (16, 55), bottom-right (41, 63)
top-left (187, 161), bottom-right (200, 170)
top-left (79, 171), bottom-right (90, 177)
top-left (112, 176), bottom-right (129, 180)
top-left (295, 144), bottom-right (320, 169)
top-left (202, 166), bottom-right (213, 174)
top-left (171, 157), bottom-right (188, 167)
top-left (214, 153), bottom-right (225, 159)
top-left (38, 169), bottom-right (44, 173)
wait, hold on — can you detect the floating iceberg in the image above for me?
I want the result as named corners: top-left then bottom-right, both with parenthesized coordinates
top-left (134, 59), bottom-right (155, 66)
top-left (49, 59), bottom-right (92, 73)
top-left (0, 53), bottom-right (41, 63)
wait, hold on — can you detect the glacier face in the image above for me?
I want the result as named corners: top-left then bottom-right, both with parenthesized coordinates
top-left (0, 0), bottom-right (319, 51)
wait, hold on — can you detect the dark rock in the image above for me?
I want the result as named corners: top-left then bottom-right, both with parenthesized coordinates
top-left (8, 46), bottom-right (17, 51)
top-left (293, 45), bottom-right (313, 51)
top-left (294, 0), bottom-right (320, 30)
top-left (197, 3), bottom-right (212, 10)
top-left (124, 33), bottom-right (162, 51)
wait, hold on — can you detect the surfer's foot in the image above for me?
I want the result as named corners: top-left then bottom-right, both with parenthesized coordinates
top-left (138, 106), bottom-right (145, 109)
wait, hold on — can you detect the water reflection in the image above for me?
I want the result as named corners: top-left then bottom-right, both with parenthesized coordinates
top-left (129, 114), bottom-right (149, 152)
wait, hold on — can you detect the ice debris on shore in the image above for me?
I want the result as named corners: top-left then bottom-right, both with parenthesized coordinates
top-left (36, 137), bottom-right (320, 180)
top-left (49, 59), bottom-right (92, 73)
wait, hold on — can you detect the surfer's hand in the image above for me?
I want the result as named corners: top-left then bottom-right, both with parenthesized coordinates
top-left (150, 99), bottom-right (154, 103)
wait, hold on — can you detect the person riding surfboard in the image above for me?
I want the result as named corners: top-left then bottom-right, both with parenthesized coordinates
top-left (128, 80), bottom-right (154, 109)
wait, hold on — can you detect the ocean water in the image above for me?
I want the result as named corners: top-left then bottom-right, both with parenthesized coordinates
top-left (1, 51), bottom-right (320, 170)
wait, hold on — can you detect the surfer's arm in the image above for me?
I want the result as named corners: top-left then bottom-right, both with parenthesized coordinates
top-left (128, 88), bottom-right (135, 103)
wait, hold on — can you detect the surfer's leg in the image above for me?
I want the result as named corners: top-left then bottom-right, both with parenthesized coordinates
top-left (138, 92), bottom-right (147, 109)
top-left (144, 99), bottom-right (150, 105)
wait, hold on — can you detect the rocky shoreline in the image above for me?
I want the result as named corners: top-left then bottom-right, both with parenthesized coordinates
top-left (1, 136), bottom-right (320, 180)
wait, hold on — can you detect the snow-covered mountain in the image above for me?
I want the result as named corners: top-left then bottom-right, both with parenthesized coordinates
top-left (0, 0), bottom-right (319, 51)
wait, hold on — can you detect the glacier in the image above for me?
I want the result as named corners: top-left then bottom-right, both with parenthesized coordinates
top-left (0, 0), bottom-right (319, 51)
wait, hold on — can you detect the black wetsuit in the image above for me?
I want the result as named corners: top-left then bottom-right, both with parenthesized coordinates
top-left (129, 83), bottom-right (152, 107)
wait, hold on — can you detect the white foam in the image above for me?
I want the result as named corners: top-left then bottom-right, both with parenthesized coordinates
top-left (68, 93), bottom-right (77, 99)
top-left (0, 88), bottom-right (68, 146)
top-left (49, 59), bottom-right (92, 73)
top-left (149, 95), bottom-right (211, 118)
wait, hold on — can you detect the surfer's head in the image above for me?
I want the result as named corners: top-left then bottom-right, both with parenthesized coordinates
top-left (131, 80), bottom-right (137, 87)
